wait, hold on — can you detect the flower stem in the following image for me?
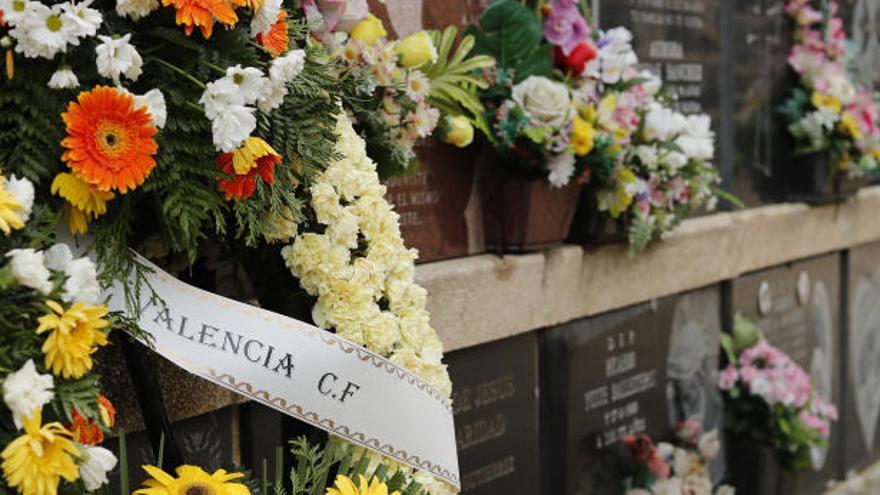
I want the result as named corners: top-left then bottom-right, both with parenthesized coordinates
top-left (199, 60), bottom-right (227, 75)
top-left (148, 57), bottom-right (206, 89)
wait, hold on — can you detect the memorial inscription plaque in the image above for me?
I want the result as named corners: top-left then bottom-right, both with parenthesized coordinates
top-left (729, 254), bottom-right (842, 493)
top-left (447, 333), bottom-right (540, 495)
top-left (541, 286), bottom-right (724, 495)
top-left (844, 242), bottom-right (880, 472)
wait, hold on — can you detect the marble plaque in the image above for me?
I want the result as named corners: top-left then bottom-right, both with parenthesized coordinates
top-left (447, 333), bottom-right (540, 494)
top-left (542, 286), bottom-right (724, 494)
top-left (844, 242), bottom-right (880, 471)
top-left (730, 254), bottom-right (842, 493)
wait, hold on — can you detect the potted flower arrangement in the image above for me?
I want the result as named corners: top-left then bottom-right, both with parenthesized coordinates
top-left (621, 423), bottom-right (733, 495)
top-left (0, 0), bottom-right (459, 493)
top-left (718, 314), bottom-right (839, 494)
top-left (777, 0), bottom-right (880, 203)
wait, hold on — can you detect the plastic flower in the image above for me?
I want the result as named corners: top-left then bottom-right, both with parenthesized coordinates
top-left (36, 300), bottom-right (110, 379)
top-left (256, 10), bottom-right (288, 56)
top-left (326, 475), bottom-right (400, 495)
top-left (48, 66), bottom-right (79, 89)
top-left (51, 172), bottom-right (114, 235)
top-left (95, 33), bottom-right (143, 83)
top-left (349, 13), bottom-right (386, 45)
top-left (0, 176), bottom-right (26, 235)
top-left (438, 115), bottom-right (473, 148)
top-left (133, 465), bottom-right (250, 495)
top-left (79, 446), bottom-right (116, 491)
top-left (161, 0), bottom-right (242, 38)
top-left (1, 408), bottom-right (80, 495)
top-left (5, 249), bottom-right (52, 295)
top-left (2, 359), bottom-right (54, 430)
top-left (61, 85), bottom-right (158, 193)
top-left (571, 115), bottom-right (596, 156)
top-left (396, 31), bottom-right (437, 68)
top-left (217, 137), bottom-right (281, 200)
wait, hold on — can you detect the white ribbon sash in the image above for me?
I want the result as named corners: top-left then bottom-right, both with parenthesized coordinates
top-left (108, 256), bottom-right (460, 488)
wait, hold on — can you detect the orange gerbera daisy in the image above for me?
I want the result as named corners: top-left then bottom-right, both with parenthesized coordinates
top-left (217, 137), bottom-right (281, 200)
top-left (69, 407), bottom-right (104, 446)
top-left (161, 0), bottom-right (244, 38)
top-left (61, 86), bottom-right (158, 194)
top-left (257, 10), bottom-right (289, 56)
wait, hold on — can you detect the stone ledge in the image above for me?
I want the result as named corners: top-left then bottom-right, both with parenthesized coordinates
top-left (419, 186), bottom-right (880, 352)
top-left (826, 461), bottom-right (880, 494)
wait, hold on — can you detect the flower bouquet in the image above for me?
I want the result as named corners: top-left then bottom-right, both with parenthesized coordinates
top-left (622, 424), bottom-right (733, 495)
top-left (718, 314), bottom-right (838, 481)
top-left (0, 0), bottom-right (459, 493)
top-left (777, 0), bottom-right (880, 202)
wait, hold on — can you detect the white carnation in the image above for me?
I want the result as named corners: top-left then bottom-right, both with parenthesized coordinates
top-left (5, 175), bottom-right (34, 224)
top-left (44, 244), bottom-right (74, 271)
top-left (547, 153), bottom-right (576, 188)
top-left (47, 66), bottom-right (79, 89)
top-left (3, 359), bottom-right (54, 429)
top-left (211, 104), bottom-right (256, 152)
top-left (200, 77), bottom-right (244, 119)
top-left (115, 0), bottom-right (159, 20)
top-left (95, 33), bottom-right (143, 83)
top-left (62, 257), bottom-right (100, 305)
top-left (250, 0), bottom-right (282, 37)
top-left (5, 248), bottom-right (52, 294)
top-left (62, 0), bottom-right (102, 38)
top-left (79, 446), bottom-right (117, 491)
top-left (269, 49), bottom-right (306, 85)
top-left (257, 81), bottom-right (287, 114)
top-left (134, 88), bottom-right (167, 128)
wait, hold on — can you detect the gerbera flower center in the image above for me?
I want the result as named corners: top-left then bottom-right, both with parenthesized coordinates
top-left (182, 483), bottom-right (215, 495)
top-left (95, 121), bottom-right (127, 155)
top-left (46, 15), bottom-right (63, 32)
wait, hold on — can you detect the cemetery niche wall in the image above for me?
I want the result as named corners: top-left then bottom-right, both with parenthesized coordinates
top-left (541, 286), bottom-right (724, 495)
top-left (728, 253), bottom-right (843, 494)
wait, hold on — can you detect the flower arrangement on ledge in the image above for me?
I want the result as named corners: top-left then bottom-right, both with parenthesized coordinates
top-left (0, 0), bottom-right (457, 493)
top-left (0, 171), bottom-right (120, 494)
top-left (718, 314), bottom-right (838, 471)
top-left (779, 0), bottom-right (880, 179)
top-left (622, 422), bottom-right (733, 495)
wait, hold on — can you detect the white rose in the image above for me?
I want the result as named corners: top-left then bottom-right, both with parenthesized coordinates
top-left (511, 76), bottom-right (572, 128)
top-left (5, 248), bottom-right (52, 294)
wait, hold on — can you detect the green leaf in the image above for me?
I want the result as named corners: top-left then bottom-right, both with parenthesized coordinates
top-left (733, 312), bottom-right (761, 351)
top-left (466, 0), bottom-right (551, 81)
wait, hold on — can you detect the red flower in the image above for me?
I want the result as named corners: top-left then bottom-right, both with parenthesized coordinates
top-left (217, 147), bottom-right (280, 200)
top-left (554, 41), bottom-right (598, 75)
top-left (69, 408), bottom-right (104, 446)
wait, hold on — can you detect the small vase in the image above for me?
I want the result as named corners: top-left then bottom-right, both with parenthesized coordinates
top-left (480, 177), bottom-right (581, 252)
top-left (724, 435), bottom-right (780, 495)
top-left (568, 184), bottom-right (630, 246)
top-left (785, 152), bottom-right (865, 204)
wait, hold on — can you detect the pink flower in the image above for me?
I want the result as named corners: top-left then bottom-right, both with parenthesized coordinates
top-left (718, 365), bottom-right (739, 390)
top-left (800, 411), bottom-right (831, 439)
top-left (543, 1), bottom-right (590, 55)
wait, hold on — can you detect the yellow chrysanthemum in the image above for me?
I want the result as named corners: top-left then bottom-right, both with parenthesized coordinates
top-left (50, 173), bottom-right (114, 235)
top-left (36, 301), bottom-right (110, 379)
top-left (1, 408), bottom-right (80, 495)
top-left (811, 91), bottom-right (841, 114)
top-left (326, 475), bottom-right (400, 495)
top-left (571, 116), bottom-right (596, 156)
top-left (578, 103), bottom-right (597, 124)
top-left (133, 465), bottom-right (250, 495)
top-left (840, 112), bottom-right (864, 139)
top-left (0, 176), bottom-right (25, 235)
top-left (231, 137), bottom-right (281, 175)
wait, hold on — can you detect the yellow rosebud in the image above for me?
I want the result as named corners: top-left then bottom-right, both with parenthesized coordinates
top-left (438, 115), bottom-right (474, 148)
top-left (396, 31), bottom-right (437, 68)
top-left (571, 116), bottom-right (596, 156)
top-left (840, 112), bottom-right (863, 139)
top-left (811, 91), bottom-right (841, 114)
top-left (350, 14), bottom-right (387, 45)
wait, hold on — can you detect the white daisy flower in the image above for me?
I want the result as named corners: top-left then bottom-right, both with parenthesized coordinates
top-left (211, 104), bottom-right (256, 152)
top-left (47, 66), bottom-right (79, 89)
top-left (250, 0), bottom-right (281, 37)
top-left (115, 0), bottom-right (159, 20)
top-left (61, 0), bottom-right (101, 38)
top-left (12, 2), bottom-right (79, 59)
top-left (224, 65), bottom-right (269, 105)
top-left (0, 0), bottom-right (34, 26)
top-left (95, 33), bottom-right (143, 83)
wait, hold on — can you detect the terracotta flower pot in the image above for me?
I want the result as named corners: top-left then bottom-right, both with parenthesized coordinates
top-left (568, 184), bottom-right (630, 246)
top-left (785, 152), bottom-right (865, 204)
top-left (480, 177), bottom-right (581, 252)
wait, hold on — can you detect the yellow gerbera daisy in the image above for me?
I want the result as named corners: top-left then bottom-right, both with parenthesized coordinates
top-left (326, 475), bottom-right (400, 495)
top-left (36, 300), bottom-right (110, 379)
top-left (231, 137), bottom-right (281, 175)
top-left (0, 176), bottom-right (25, 235)
top-left (1, 408), bottom-right (80, 495)
top-left (50, 172), bottom-right (114, 235)
top-left (133, 465), bottom-right (250, 495)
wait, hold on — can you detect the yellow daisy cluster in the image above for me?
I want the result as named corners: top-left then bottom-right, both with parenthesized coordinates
top-left (36, 300), bottom-right (110, 379)
top-left (134, 464), bottom-right (250, 495)
top-left (281, 116), bottom-right (454, 495)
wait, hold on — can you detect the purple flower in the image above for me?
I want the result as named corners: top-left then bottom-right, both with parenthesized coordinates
top-left (544, 1), bottom-right (590, 55)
